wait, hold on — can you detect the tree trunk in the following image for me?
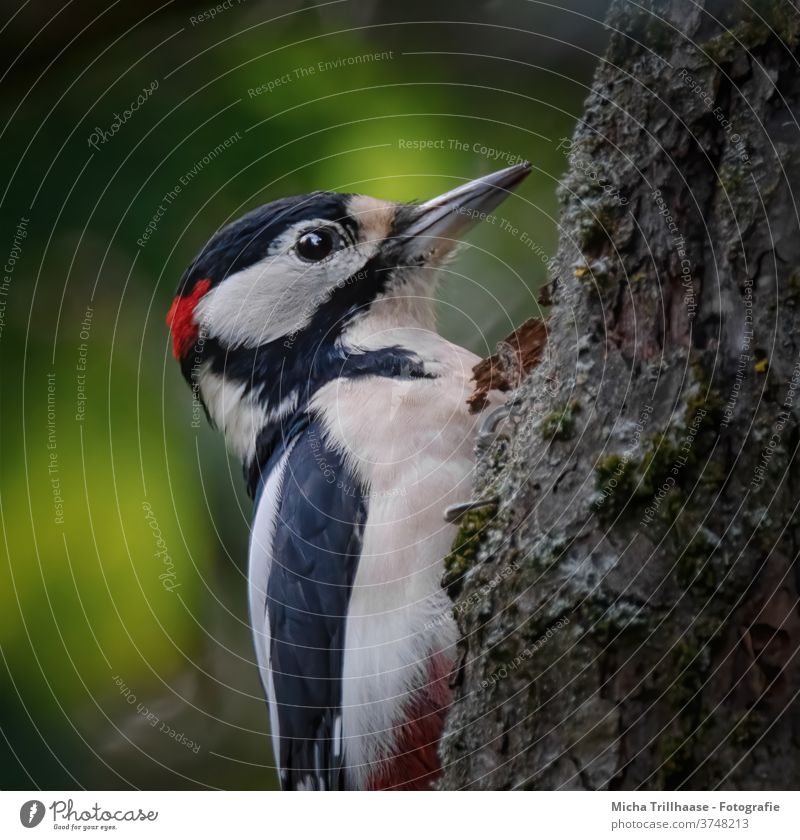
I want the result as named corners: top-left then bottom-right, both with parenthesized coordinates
top-left (439, 0), bottom-right (800, 790)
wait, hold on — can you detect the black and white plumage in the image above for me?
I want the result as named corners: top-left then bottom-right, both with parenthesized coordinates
top-left (255, 417), bottom-right (364, 790)
top-left (167, 163), bottom-right (530, 789)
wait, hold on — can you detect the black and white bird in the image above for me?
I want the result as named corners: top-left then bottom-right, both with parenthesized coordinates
top-left (167, 162), bottom-right (530, 789)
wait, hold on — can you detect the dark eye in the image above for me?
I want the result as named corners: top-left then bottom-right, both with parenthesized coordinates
top-left (296, 228), bottom-right (337, 262)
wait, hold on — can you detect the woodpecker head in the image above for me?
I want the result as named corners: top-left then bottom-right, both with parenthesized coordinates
top-left (167, 162), bottom-right (530, 472)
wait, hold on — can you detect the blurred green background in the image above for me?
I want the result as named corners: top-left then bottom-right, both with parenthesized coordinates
top-left (0, 0), bottom-right (609, 789)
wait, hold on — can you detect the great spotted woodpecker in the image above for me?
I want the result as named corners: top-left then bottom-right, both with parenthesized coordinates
top-left (167, 162), bottom-right (531, 789)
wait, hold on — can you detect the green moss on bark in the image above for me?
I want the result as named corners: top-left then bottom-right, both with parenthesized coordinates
top-left (542, 400), bottom-right (581, 441)
top-left (593, 369), bottom-right (725, 525)
top-left (442, 506), bottom-right (497, 598)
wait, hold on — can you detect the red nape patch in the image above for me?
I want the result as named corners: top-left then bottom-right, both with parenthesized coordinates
top-left (367, 654), bottom-right (453, 791)
top-left (166, 279), bottom-right (211, 359)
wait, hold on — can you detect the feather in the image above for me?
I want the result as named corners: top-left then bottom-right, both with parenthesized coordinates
top-left (250, 417), bottom-right (366, 790)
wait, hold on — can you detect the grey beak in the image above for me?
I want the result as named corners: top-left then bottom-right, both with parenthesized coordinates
top-left (397, 162), bottom-right (531, 259)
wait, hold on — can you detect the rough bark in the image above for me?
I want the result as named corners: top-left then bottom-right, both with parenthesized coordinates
top-left (439, 0), bottom-right (800, 790)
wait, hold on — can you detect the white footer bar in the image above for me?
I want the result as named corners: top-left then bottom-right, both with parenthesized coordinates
top-left (1, 790), bottom-right (795, 839)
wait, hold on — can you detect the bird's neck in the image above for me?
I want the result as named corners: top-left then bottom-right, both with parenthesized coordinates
top-left (200, 289), bottom-right (443, 496)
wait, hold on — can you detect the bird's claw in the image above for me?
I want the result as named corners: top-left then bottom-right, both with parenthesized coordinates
top-left (444, 497), bottom-right (499, 524)
top-left (478, 404), bottom-right (510, 441)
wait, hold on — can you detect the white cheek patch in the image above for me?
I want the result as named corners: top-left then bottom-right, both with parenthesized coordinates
top-left (196, 365), bottom-right (270, 462)
top-left (194, 219), bottom-right (378, 350)
top-left (196, 362), bottom-right (300, 463)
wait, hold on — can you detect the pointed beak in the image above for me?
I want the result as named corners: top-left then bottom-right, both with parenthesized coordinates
top-left (395, 162), bottom-right (531, 261)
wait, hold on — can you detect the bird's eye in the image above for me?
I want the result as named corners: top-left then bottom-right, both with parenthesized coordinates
top-left (296, 228), bottom-right (337, 262)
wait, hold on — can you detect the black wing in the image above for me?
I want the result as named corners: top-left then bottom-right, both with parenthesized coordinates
top-left (266, 419), bottom-right (366, 790)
